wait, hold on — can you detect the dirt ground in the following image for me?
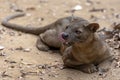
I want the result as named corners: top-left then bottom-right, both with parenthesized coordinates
top-left (0, 0), bottom-right (120, 80)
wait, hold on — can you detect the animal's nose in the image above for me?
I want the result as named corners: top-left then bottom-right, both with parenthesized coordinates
top-left (62, 32), bottom-right (69, 40)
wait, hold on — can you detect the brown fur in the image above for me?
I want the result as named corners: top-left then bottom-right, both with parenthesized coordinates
top-left (1, 13), bottom-right (112, 73)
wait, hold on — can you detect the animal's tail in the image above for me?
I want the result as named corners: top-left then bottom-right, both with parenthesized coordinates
top-left (1, 12), bottom-right (53, 35)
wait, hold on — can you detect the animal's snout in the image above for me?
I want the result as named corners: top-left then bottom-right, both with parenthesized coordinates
top-left (62, 32), bottom-right (69, 40)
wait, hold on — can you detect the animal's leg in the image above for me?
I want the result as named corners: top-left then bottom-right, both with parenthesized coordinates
top-left (36, 37), bottom-right (50, 51)
top-left (97, 57), bottom-right (113, 75)
top-left (79, 64), bottom-right (98, 73)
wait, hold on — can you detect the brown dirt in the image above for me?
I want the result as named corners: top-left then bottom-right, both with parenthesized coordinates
top-left (0, 0), bottom-right (120, 80)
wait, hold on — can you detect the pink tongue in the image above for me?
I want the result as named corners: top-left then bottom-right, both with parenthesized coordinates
top-left (58, 32), bottom-right (66, 43)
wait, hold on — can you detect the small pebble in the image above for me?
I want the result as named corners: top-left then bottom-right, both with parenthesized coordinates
top-left (72, 5), bottom-right (82, 11)
top-left (23, 48), bottom-right (31, 52)
top-left (0, 46), bottom-right (5, 50)
top-left (26, 13), bottom-right (32, 17)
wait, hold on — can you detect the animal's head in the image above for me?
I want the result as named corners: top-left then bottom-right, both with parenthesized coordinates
top-left (59, 20), bottom-right (99, 46)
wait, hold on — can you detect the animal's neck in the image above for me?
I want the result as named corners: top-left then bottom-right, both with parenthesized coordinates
top-left (72, 34), bottom-right (100, 53)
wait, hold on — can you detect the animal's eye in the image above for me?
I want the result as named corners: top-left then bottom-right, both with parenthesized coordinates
top-left (66, 26), bottom-right (69, 29)
top-left (75, 30), bottom-right (82, 34)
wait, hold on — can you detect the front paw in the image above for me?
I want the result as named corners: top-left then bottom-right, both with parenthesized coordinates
top-left (80, 64), bottom-right (98, 73)
top-left (36, 44), bottom-right (49, 51)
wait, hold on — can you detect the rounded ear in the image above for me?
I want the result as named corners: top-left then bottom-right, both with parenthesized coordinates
top-left (87, 23), bottom-right (99, 32)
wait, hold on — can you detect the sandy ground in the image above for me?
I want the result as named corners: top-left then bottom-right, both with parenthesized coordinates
top-left (0, 0), bottom-right (120, 80)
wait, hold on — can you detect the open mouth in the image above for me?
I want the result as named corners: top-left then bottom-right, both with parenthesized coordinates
top-left (63, 42), bottom-right (72, 46)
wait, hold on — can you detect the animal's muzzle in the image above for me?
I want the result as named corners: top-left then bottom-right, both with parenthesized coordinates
top-left (61, 32), bottom-right (69, 40)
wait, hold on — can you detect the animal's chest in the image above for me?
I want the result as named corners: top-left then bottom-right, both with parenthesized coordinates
top-left (72, 47), bottom-right (99, 64)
